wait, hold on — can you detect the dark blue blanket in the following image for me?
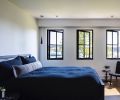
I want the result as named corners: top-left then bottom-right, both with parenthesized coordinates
top-left (19, 66), bottom-right (101, 84)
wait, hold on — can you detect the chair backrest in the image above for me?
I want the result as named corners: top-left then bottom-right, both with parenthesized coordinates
top-left (115, 61), bottom-right (120, 74)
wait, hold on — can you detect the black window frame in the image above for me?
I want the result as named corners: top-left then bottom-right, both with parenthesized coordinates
top-left (106, 30), bottom-right (120, 59)
top-left (77, 30), bottom-right (93, 60)
top-left (47, 29), bottom-right (64, 60)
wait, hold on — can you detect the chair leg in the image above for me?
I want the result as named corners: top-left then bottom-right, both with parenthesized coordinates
top-left (110, 75), bottom-right (112, 85)
top-left (116, 76), bottom-right (117, 80)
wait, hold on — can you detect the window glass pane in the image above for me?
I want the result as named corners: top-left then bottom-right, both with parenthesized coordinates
top-left (77, 30), bottom-right (93, 59)
top-left (119, 48), bottom-right (120, 58)
top-left (57, 32), bottom-right (62, 45)
top-left (79, 32), bottom-right (84, 44)
top-left (90, 32), bottom-right (93, 58)
top-left (90, 31), bottom-right (92, 45)
top-left (107, 31), bottom-right (112, 44)
top-left (119, 31), bottom-right (120, 44)
top-left (79, 45), bottom-right (84, 58)
top-left (113, 45), bottom-right (117, 58)
top-left (107, 45), bottom-right (112, 58)
top-left (85, 45), bottom-right (89, 58)
top-left (85, 32), bottom-right (89, 45)
top-left (106, 30), bottom-right (120, 59)
top-left (47, 30), bottom-right (63, 60)
top-left (50, 31), bottom-right (56, 44)
top-left (57, 45), bottom-right (62, 58)
top-left (113, 32), bottom-right (117, 44)
top-left (50, 44), bottom-right (56, 58)
top-left (90, 46), bottom-right (92, 58)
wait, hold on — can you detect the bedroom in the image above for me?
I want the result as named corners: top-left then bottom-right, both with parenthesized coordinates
top-left (0, 0), bottom-right (120, 100)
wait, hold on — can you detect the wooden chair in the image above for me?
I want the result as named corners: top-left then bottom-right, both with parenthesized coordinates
top-left (109, 61), bottom-right (120, 85)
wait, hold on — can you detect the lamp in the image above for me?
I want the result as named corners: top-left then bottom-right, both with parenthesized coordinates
top-left (104, 66), bottom-right (110, 69)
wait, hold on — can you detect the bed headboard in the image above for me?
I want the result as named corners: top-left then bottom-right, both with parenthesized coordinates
top-left (0, 54), bottom-right (31, 61)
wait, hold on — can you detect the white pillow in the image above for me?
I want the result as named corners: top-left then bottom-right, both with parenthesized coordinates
top-left (13, 61), bottom-right (42, 78)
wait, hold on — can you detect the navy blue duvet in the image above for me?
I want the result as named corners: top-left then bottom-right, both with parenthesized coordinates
top-left (20, 67), bottom-right (101, 84)
top-left (5, 67), bottom-right (104, 100)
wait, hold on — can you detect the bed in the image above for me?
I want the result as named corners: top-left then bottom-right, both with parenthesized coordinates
top-left (0, 54), bottom-right (104, 100)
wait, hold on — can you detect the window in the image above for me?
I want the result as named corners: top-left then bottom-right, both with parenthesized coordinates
top-left (77, 30), bottom-right (93, 59)
top-left (47, 29), bottom-right (63, 60)
top-left (106, 30), bottom-right (120, 59)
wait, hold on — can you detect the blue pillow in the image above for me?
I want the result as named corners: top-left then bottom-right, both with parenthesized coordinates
top-left (20, 56), bottom-right (36, 64)
top-left (0, 56), bottom-right (23, 80)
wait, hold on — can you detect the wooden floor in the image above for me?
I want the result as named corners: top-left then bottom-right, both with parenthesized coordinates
top-left (105, 80), bottom-right (120, 100)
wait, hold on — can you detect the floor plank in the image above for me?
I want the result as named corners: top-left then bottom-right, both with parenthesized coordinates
top-left (105, 79), bottom-right (120, 100)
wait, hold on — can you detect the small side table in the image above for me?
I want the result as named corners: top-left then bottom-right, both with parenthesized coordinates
top-left (102, 69), bottom-right (111, 82)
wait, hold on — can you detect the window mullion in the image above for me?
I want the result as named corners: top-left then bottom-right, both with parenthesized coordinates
top-left (89, 32), bottom-right (90, 58)
top-left (77, 32), bottom-right (79, 58)
top-left (117, 31), bottom-right (119, 58)
top-left (49, 32), bottom-right (50, 59)
top-left (62, 32), bottom-right (63, 58)
top-left (112, 31), bottom-right (113, 58)
top-left (49, 31), bottom-right (51, 59)
top-left (56, 31), bottom-right (57, 58)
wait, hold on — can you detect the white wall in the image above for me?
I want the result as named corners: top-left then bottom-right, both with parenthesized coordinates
top-left (38, 19), bottom-right (120, 77)
top-left (0, 0), bottom-right (38, 58)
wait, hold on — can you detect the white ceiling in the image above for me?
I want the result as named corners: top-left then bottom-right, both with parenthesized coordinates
top-left (8, 0), bottom-right (120, 19)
